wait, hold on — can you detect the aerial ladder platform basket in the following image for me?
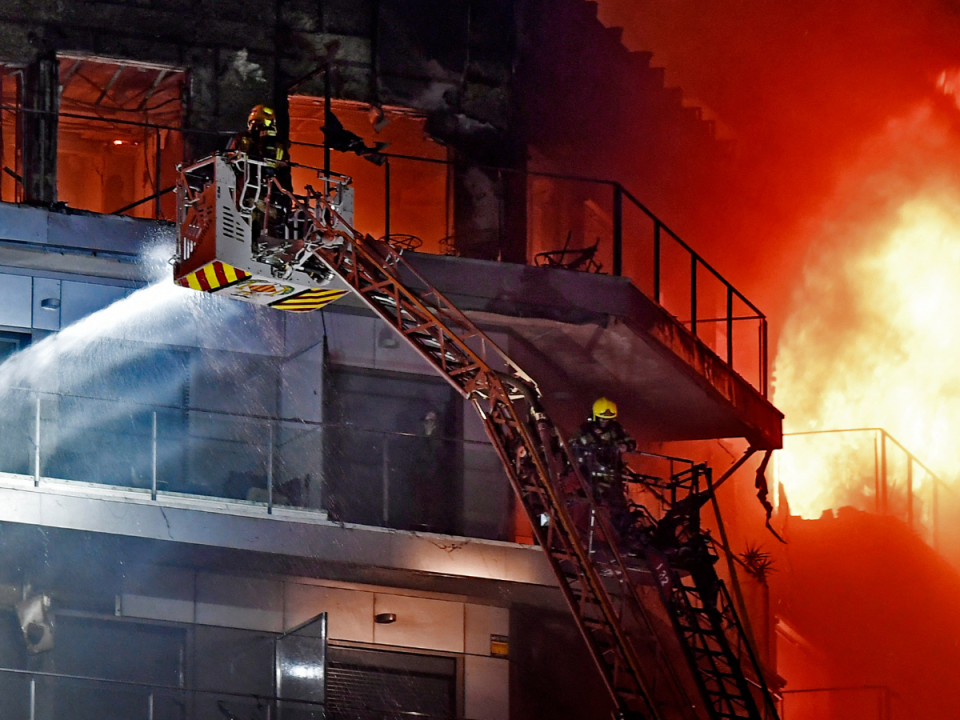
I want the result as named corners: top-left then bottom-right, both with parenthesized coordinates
top-left (174, 153), bottom-right (781, 720)
top-left (174, 153), bottom-right (353, 312)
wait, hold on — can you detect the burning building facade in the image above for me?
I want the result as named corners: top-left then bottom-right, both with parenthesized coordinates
top-left (0, 1), bottom-right (881, 719)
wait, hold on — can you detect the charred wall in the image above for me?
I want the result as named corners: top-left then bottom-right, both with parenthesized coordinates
top-left (516, 0), bottom-right (726, 241)
top-left (0, 0), bottom-right (515, 135)
top-left (1, 1), bottom-right (725, 260)
top-left (0, 0), bottom-right (521, 217)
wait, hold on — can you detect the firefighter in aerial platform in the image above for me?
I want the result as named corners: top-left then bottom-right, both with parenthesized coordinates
top-left (229, 104), bottom-right (289, 166)
top-left (569, 397), bottom-right (637, 532)
top-left (229, 105), bottom-right (297, 264)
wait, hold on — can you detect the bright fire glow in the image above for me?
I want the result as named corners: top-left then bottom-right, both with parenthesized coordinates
top-left (774, 101), bottom-right (960, 518)
top-left (937, 68), bottom-right (960, 110)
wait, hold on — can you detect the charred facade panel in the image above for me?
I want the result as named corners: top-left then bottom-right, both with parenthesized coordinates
top-left (0, 0), bottom-right (535, 261)
top-left (516, 0), bottom-right (724, 243)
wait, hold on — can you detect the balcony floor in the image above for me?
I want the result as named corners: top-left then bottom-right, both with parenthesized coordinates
top-left (402, 254), bottom-right (783, 449)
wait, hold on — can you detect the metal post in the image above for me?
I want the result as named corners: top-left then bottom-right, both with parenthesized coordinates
top-left (147, 692), bottom-right (155, 720)
top-left (34, 394), bottom-right (40, 487)
top-left (151, 411), bottom-right (158, 501)
top-left (726, 284), bottom-right (734, 366)
top-left (29, 676), bottom-right (36, 720)
top-left (653, 222), bottom-right (661, 303)
top-left (0, 75), bottom-right (5, 202)
top-left (267, 422), bottom-right (274, 514)
top-left (880, 431), bottom-right (888, 516)
top-left (382, 439), bottom-right (390, 526)
top-left (761, 317), bottom-right (769, 397)
top-left (154, 127), bottom-right (162, 218)
top-left (384, 159), bottom-right (391, 242)
top-left (690, 256), bottom-right (698, 336)
top-left (587, 507), bottom-right (595, 556)
top-left (323, 69), bottom-right (331, 178)
top-left (873, 434), bottom-right (880, 515)
top-left (15, 70), bottom-right (23, 204)
top-left (612, 185), bottom-right (623, 277)
top-left (907, 457), bottom-right (913, 530)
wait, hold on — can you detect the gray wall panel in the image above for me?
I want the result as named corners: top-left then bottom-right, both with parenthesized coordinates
top-left (121, 565), bottom-right (196, 624)
top-left (465, 604), bottom-right (509, 657)
top-left (285, 583), bottom-right (374, 643)
top-left (0, 273), bottom-right (32, 328)
top-left (196, 573), bottom-right (284, 632)
top-left (195, 300), bottom-right (285, 356)
top-left (465, 655), bottom-right (509, 720)
top-left (280, 341), bottom-right (324, 423)
top-left (326, 312), bottom-right (376, 368)
top-left (0, 204), bottom-right (46, 243)
top-left (59, 280), bottom-right (130, 328)
top-left (372, 594), bottom-right (464, 653)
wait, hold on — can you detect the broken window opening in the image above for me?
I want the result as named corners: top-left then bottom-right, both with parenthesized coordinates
top-left (56, 55), bottom-right (185, 219)
top-left (289, 97), bottom-right (452, 255)
top-left (0, 65), bottom-right (23, 204)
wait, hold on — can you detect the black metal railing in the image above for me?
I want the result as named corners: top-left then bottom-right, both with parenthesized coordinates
top-left (0, 104), bottom-right (769, 395)
top-left (0, 387), bottom-right (513, 542)
top-left (779, 428), bottom-right (956, 554)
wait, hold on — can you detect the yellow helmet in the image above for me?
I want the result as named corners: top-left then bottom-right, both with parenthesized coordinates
top-left (592, 397), bottom-right (617, 420)
top-left (248, 105), bottom-right (276, 131)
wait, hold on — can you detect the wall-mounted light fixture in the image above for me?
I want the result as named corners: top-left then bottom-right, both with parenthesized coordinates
top-left (377, 327), bottom-right (399, 349)
top-left (375, 612), bottom-right (397, 624)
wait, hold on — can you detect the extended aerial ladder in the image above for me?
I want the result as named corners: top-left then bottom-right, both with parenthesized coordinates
top-left (174, 154), bottom-right (781, 720)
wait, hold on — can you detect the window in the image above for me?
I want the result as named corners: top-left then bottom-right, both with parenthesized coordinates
top-left (0, 66), bottom-right (21, 203)
top-left (57, 55), bottom-right (185, 219)
top-left (0, 330), bottom-right (28, 363)
top-left (289, 97), bottom-right (451, 254)
top-left (49, 615), bottom-right (185, 720)
top-left (323, 365), bottom-right (463, 534)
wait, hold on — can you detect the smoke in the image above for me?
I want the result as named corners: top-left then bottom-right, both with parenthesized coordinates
top-left (593, 0), bottom-right (960, 504)
top-left (773, 101), bottom-right (960, 516)
top-left (595, 0), bottom-right (960, 331)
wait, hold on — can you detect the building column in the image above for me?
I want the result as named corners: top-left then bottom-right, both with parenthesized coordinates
top-left (21, 53), bottom-right (58, 205)
top-left (452, 156), bottom-right (527, 263)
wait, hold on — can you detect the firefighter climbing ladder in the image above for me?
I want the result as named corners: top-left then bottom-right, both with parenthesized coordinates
top-left (176, 158), bottom-right (780, 720)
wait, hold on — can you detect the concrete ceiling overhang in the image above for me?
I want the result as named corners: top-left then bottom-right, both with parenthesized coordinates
top-left (404, 254), bottom-right (783, 450)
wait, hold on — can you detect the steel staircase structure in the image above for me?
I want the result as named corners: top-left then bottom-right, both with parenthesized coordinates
top-left (638, 467), bottom-right (779, 720)
top-left (176, 157), bottom-right (781, 720)
top-left (653, 557), bottom-right (776, 720)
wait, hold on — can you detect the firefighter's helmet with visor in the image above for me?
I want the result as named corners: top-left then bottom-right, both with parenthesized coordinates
top-left (248, 105), bottom-right (276, 132)
top-left (592, 397), bottom-right (618, 420)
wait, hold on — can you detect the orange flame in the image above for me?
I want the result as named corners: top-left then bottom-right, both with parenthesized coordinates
top-left (774, 100), bottom-right (960, 518)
